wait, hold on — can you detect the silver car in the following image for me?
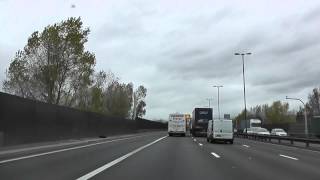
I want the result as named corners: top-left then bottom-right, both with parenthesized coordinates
top-left (253, 127), bottom-right (270, 135)
top-left (271, 128), bottom-right (288, 136)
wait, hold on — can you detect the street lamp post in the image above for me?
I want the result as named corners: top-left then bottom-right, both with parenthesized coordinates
top-left (235, 52), bottom-right (251, 133)
top-left (206, 98), bottom-right (213, 108)
top-left (286, 96), bottom-right (308, 137)
top-left (213, 85), bottom-right (223, 120)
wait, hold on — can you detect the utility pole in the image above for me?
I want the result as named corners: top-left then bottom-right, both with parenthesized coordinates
top-left (213, 85), bottom-right (223, 120)
top-left (206, 98), bottom-right (213, 108)
top-left (235, 52), bottom-right (251, 133)
top-left (286, 96), bottom-right (308, 137)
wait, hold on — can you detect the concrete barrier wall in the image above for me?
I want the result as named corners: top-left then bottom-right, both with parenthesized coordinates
top-left (0, 92), bottom-right (166, 146)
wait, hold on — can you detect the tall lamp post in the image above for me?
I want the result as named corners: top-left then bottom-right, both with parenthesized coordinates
top-left (206, 98), bottom-right (213, 108)
top-left (286, 96), bottom-right (308, 137)
top-left (213, 85), bottom-right (223, 120)
top-left (235, 52), bottom-right (251, 133)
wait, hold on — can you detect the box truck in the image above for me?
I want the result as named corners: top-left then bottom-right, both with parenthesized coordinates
top-left (191, 108), bottom-right (213, 137)
top-left (238, 119), bottom-right (261, 132)
top-left (168, 113), bottom-right (186, 136)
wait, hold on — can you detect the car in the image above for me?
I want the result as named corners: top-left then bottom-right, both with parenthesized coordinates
top-left (271, 128), bottom-right (288, 136)
top-left (254, 128), bottom-right (270, 135)
top-left (243, 128), bottom-right (254, 134)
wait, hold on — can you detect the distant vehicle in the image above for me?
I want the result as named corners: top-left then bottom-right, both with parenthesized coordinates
top-left (243, 128), bottom-right (254, 134)
top-left (207, 119), bottom-right (233, 144)
top-left (168, 113), bottom-right (186, 136)
top-left (239, 119), bottom-right (262, 132)
top-left (253, 127), bottom-right (270, 135)
top-left (271, 128), bottom-right (287, 136)
top-left (191, 108), bottom-right (213, 137)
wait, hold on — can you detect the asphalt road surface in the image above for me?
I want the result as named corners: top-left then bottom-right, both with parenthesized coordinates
top-left (0, 131), bottom-right (319, 180)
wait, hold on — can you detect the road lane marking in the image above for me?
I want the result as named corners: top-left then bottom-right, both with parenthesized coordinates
top-left (242, 145), bottom-right (250, 148)
top-left (194, 139), bottom-right (197, 142)
top-left (211, 152), bottom-right (220, 158)
top-left (279, 154), bottom-right (298, 160)
top-left (199, 143), bottom-right (203, 146)
top-left (76, 136), bottom-right (167, 180)
top-left (0, 135), bottom-right (149, 164)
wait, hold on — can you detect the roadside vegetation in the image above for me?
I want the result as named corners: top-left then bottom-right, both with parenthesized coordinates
top-left (3, 17), bottom-right (146, 119)
top-left (235, 88), bottom-right (320, 125)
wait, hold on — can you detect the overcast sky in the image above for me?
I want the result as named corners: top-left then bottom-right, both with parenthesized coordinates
top-left (1, 0), bottom-right (320, 120)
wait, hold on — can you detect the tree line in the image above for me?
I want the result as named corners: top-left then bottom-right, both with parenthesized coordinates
top-left (2, 17), bottom-right (146, 119)
top-left (234, 87), bottom-right (320, 125)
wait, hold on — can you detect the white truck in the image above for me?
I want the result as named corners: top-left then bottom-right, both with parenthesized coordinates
top-left (168, 113), bottom-right (186, 136)
top-left (239, 118), bottom-right (262, 133)
top-left (207, 119), bottom-right (233, 144)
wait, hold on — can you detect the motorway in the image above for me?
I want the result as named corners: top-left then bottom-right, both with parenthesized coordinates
top-left (0, 131), bottom-right (319, 180)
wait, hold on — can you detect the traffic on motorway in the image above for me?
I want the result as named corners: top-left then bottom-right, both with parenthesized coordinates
top-left (2, 1), bottom-right (320, 179)
top-left (168, 107), bottom-right (289, 141)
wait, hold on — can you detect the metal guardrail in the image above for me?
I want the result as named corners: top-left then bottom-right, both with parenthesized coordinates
top-left (235, 133), bottom-right (320, 148)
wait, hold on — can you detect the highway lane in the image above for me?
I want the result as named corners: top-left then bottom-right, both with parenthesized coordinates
top-left (92, 136), bottom-right (320, 180)
top-left (93, 135), bottom-right (230, 180)
top-left (0, 132), bottom-right (320, 180)
top-left (0, 132), bottom-right (161, 162)
top-left (235, 137), bottom-right (320, 168)
top-left (196, 137), bottom-right (320, 180)
top-left (0, 132), bottom-right (167, 180)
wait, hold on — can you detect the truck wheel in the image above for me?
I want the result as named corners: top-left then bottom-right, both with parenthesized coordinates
top-left (168, 133), bottom-right (171, 136)
top-left (230, 140), bottom-right (234, 144)
top-left (206, 138), bottom-right (209, 142)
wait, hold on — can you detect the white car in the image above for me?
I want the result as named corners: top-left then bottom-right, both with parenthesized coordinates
top-left (271, 128), bottom-right (287, 136)
top-left (243, 128), bottom-right (254, 134)
top-left (254, 128), bottom-right (270, 135)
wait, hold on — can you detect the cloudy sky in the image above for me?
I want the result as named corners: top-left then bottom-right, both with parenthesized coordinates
top-left (1, 0), bottom-right (320, 120)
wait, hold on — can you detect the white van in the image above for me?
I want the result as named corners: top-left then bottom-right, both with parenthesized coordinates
top-left (168, 113), bottom-right (186, 136)
top-left (207, 119), bottom-right (233, 144)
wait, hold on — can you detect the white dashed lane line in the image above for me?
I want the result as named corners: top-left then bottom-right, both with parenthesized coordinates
top-left (76, 136), bottom-right (167, 180)
top-left (242, 144), bottom-right (250, 148)
top-left (199, 143), bottom-right (203, 146)
top-left (211, 152), bottom-right (221, 158)
top-left (279, 154), bottom-right (298, 161)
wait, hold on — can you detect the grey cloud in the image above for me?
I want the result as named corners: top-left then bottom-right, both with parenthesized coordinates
top-left (93, 2), bottom-right (157, 43)
top-left (2, 0), bottom-right (320, 119)
top-left (267, 34), bottom-right (320, 56)
top-left (0, 46), bottom-right (15, 90)
top-left (301, 6), bottom-right (320, 23)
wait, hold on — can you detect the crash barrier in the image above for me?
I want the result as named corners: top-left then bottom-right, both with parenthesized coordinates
top-left (0, 92), bottom-right (166, 146)
top-left (235, 132), bottom-right (320, 148)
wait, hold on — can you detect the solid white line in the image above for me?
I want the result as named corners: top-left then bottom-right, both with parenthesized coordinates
top-left (279, 154), bottom-right (298, 160)
top-left (211, 152), bottom-right (220, 158)
top-left (0, 135), bottom-right (146, 164)
top-left (76, 136), bottom-right (167, 180)
top-left (199, 143), bottom-right (203, 146)
top-left (242, 145), bottom-right (250, 148)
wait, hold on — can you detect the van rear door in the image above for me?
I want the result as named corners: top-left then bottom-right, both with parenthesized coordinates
top-left (213, 120), bottom-right (233, 139)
